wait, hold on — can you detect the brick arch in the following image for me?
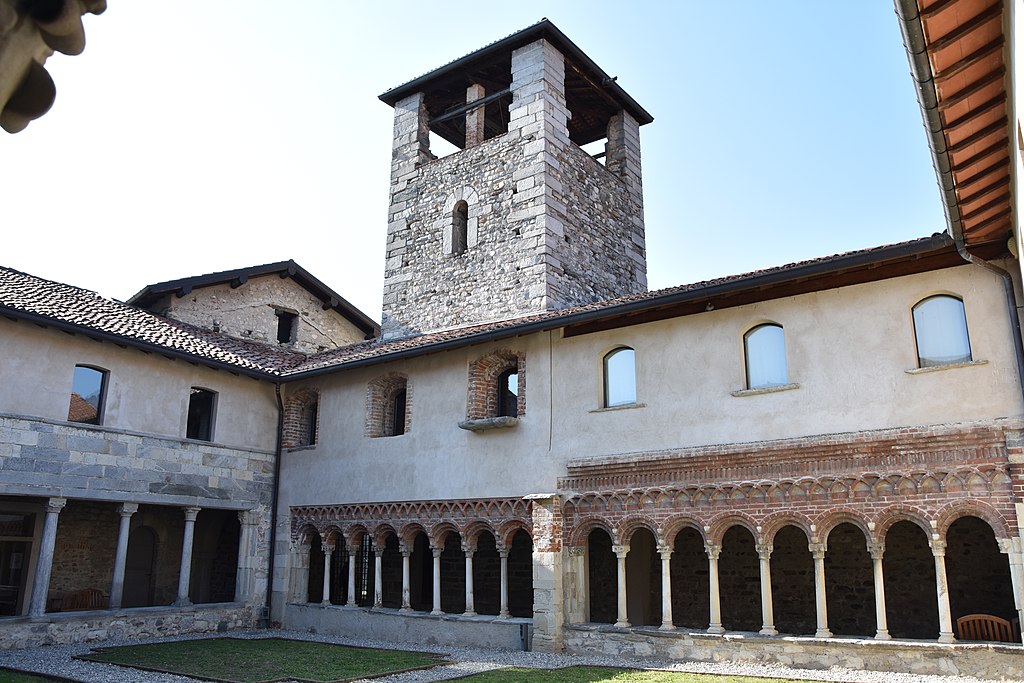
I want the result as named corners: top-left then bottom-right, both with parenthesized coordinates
top-left (933, 499), bottom-right (1013, 541)
top-left (399, 522), bottom-right (430, 546)
top-left (760, 511), bottom-right (813, 545)
top-left (366, 372), bottom-right (411, 438)
top-left (322, 525), bottom-right (344, 547)
top-left (814, 508), bottom-right (872, 544)
top-left (496, 519), bottom-right (532, 550)
top-left (462, 520), bottom-right (497, 550)
top-left (661, 514), bottom-right (706, 546)
top-left (467, 349), bottom-right (526, 419)
top-left (706, 512), bottom-right (759, 545)
top-left (373, 524), bottom-right (399, 548)
top-left (345, 524), bottom-right (370, 547)
top-left (430, 522), bottom-right (460, 548)
top-left (295, 523), bottom-right (320, 546)
top-left (567, 516), bottom-right (615, 547)
top-left (616, 515), bottom-right (660, 546)
top-left (873, 504), bottom-right (934, 543)
top-left (282, 387), bottom-right (319, 448)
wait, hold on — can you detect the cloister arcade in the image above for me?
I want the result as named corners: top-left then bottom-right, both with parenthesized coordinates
top-left (571, 506), bottom-right (1020, 642)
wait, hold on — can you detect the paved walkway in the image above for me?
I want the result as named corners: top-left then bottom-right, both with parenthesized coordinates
top-left (0, 630), bottom-right (1012, 683)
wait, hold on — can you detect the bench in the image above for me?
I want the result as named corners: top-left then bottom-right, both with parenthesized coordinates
top-left (956, 614), bottom-right (1015, 643)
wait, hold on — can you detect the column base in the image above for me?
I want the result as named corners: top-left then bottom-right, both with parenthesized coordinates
top-left (173, 598), bottom-right (192, 608)
top-left (320, 600), bottom-right (331, 607)
top-left (815, 628), bottom-right (833, 638)
top-left (759, 626), bottom-right (778, 636)
top-left (938, 632), bottom-right (956, 644)
top-left (707, 624), bottom-right (725, 634)
top-left (463, 610), bottom-right (477, 616)
top-left (498, 611), bottom-right (510, 619)
top-left (659, 623), bottom-right (675, 631)
top-left (614, 620), bottom-right (630, 628)
top-left (430, 609), bottom-right (443, 615)
top-left (399, 607), bottom-right (413, 613)
top-left (875, 629), bottom-right (891, 640)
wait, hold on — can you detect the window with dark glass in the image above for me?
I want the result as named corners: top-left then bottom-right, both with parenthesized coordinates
top-left (603, 347), bottom-right (636, 407)
top-left (744, 324), bottom-right (788, 389)
top-left (276, 310), bottom-right (297, 344)
top-left (452, 201), bottom-right (468, 255)
top-left (304, 401), bottom-right (318, 447)
top-left (497, 369), bottom-right (519, 418)
top-left (912, 295), bottom-right (972, 367)
top-left (186, 388), bottom-right (216, 441)
top-left (390, 388), bottom-right (407, 436)
top-left (68, 365), bottom-right (107, 425)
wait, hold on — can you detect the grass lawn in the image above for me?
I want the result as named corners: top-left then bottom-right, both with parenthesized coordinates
top-left (0, 671), bottom-right (64, 683)
top-left (458, 667), bottom-right (819, 683)
top-left (78, 637), bottom-right (443, 683)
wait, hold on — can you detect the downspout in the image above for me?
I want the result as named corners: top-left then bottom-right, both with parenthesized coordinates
top-left (263, 381), bottom-right (284, 627)
top-left (896, 0), bottom-right (1024, 397)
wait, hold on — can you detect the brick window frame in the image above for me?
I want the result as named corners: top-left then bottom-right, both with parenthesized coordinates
top-left (466, 350), bottom-right (525, 421)
top-left (283, 387), bottom-right (319, 449)
top-left (366, 373), bottom-right (411, 438)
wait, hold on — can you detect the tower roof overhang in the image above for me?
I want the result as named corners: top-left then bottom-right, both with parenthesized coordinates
top-left (378, 18), bottom-right (653, 148)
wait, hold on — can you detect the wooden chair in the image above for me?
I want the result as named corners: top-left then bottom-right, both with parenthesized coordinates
top-left (956, 614), bottom-right (1015, 643)
top-left (59, 588), bottom-right (107, 612)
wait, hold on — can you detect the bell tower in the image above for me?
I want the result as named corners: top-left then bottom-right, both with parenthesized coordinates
top-left (379, 20), bottom-right (652, 338)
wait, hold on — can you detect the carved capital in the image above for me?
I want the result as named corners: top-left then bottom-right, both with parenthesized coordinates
top-left (238, 509), bottom-right (260, 526)
top-left (566, 546), bottom-right (584, 558)
top-left (930, 539), bottom-right (947, 556)
top-left (657, 544), bottom-right (673, 560)
top-left (808, 543), bottom-right (826, 560)
top-left (182, 506), bottom-right (201, 522)
top-left (118, 502), bottom-right (139, 517)
top-left (867, 541), bottom-right (885, 561)
top-left (704, 543), bottom-right (721, 561)
top-left (755, 543), bottom-right (773, 560)
top-left (45, 497), bottom-right (67, 515)
top-left (322, 543), bottom-right (334, 554)
top-left (612, 544), bottom-right (629, 559)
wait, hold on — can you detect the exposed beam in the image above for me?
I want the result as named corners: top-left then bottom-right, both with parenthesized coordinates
top-left (951, 141), bottom-right (1007, 172)
top-left (943, 93), bottom-right (1005, 133)
top-left (958, 176), bottom-right (1010, 207)
top-left (921, 0), bottom-right (966, 20)
top-left (963, 206), bottom-right (1012, 235)
top-left (956, 159), bottom-right (1008, 190)
top-left (230, 274), bottom-right (249, 289)
top-left (959, 195), bottom-right (1008, 222)
top-left (175, 285), bottom-right (192, 298)
top-left (934, 36), bottom-right (1004, 82)
top-left (429, 88), bottom-right (511, 126)
top-left (937, 67), bottom-right (1005, 112)
top-left (926, 3), bottom-right (1003, 54)
top-left (946, 117), bottom-right (1008, 154)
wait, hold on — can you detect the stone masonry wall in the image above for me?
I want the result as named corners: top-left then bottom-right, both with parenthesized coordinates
top-left (153, 276), bottom-right (366, 353)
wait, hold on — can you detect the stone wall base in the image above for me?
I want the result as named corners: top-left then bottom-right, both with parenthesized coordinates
top-left (0, 603), bottom-right (256, 650)
top-left (565, 625), bottom-right (1024, 680)
top-left (285, 603), bottom-right (531, 651)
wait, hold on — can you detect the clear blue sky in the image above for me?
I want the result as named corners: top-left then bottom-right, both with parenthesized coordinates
top-left (1, 1), bottom-right (944, 321)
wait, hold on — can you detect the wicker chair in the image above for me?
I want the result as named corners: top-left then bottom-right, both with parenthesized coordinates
top-left (956, 614), bottom-right (1015, 643)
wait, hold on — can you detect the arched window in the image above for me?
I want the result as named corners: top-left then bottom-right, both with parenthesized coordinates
top-left (497, 369), bottom-right (518, 418)
top-left (744, 324), bottom-right (787, 389)
top-left (912, 295), bottom-right (972, 368)
top-left (68, 365), bottom-right (107, 425)
top-left (366, 373), bottom-right (410, 438)
top-left (452, 201), bottom-right (468, 255)
top-left (283, 389), bottom-right (319, 448)
top-left (603, 347), bottom-right (636, 407)
top-left (391, 388), bottom-right (407, 436)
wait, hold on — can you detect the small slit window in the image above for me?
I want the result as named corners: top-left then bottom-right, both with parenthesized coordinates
top-left (276, 310), bottom-right (297, 344)
top-left (186, 387), bottom-right (217, 441)
top-left (603, 347), bottom-right (636, 407)
top-left (497, 369), bottom-right (519, 418)
top-left (744, 324), bottom-right (788, 389)
top-left (913, 295), bottom-right (972, 368)
top-left (452, 200), bottom-right (468, 255)
top-left (391, 388), bottom-right (407, 436)
top-left (68, 365), bottom-right (107, 425)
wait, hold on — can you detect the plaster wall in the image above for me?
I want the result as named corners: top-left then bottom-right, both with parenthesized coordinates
top-left (279, 263), bottom-right (1023, 509)
top-left (0, 318), bottom-right (278, 450)
top-left (151, 276), bottom-right (367, 353)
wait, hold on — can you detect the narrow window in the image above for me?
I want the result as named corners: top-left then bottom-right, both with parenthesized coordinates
top-left (913, 295), bottom-right (972, 367)
top-left (186, 388), bottom-right (217, 441)
top-left (304, 401), bottom-right (318, 447)
top-left (68, 365), bottom-right (107, 425)
top-left (744, 324), bottom-right (788, 389)
top-left (603, 347), bottom-right (636, 407)
top-left (276, 310), bottom-right (297, 344)
top-left (391, 388), bottom-right (407, 436)
top-left (497, 369), bottom-right (519, 418)
top-left (452, 201), bottom-right (468, 255)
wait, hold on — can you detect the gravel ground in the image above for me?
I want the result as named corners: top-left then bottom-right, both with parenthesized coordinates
top-left (0, 629), bottom-right (1012, 683)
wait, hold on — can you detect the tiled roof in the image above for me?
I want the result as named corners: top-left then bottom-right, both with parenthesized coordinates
top-left (0, 234), bottom-right (957, 381)
top-left (0, 266), bottom-right (305, 377)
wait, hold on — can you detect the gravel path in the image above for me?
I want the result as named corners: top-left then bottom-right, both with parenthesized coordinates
top-left (0, 629), bottom-right (1011, 683)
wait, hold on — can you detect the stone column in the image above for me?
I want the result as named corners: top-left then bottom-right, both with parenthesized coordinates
top-left (659, 544), bottom-right (674, 630)
top-left (234, 510), bottom-right (259, 602)
top-left (612, 544), bottom-right (630, 628)
top-left (465, 83), bottom-right (486, 148)
top-left (527, 494), bottom-right (566, 651)
top-left (175, 506), bottom-right (201, 606)
top-left (373, 544), bottom-right (383, 608)
top-left (463, 543), bottom-right (476, 616)
top-left (931, 539), bottom-right (955, 643)
top-left (108, 502), bottom-right (138, 610)
top-left (28, 497), bottom-right (66, 616)
top-left (810, 542), bottom-right (832, 638)
top-left (867, 542), bottom-right (890, 640)
top-left (998, 538), bottom-right (1024, 643)
top-left (756, 543), bottom-right (777, 636)
top-left (290, 539), bottom-right (311, 603)
top-left (705, 543), bottom-right (724, 634)
top-left (320, 543), bottom-right (333, 605)
top-left (431, 546), bottom-right (443, 615)
top-left (498, 547), bottom-right (510, 618)
top-left (346, 549), bottom-right (357, 607)
top-left (400, 543), bottom-right (412, 612)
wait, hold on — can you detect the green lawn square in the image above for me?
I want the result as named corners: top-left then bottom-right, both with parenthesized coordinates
top-left (457, 666), bottom-right (820, 683)
top-left (78, 637), bottom-right (443, 683)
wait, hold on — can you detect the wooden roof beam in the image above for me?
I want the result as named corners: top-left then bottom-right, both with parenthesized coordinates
top-left (956, 158), bottom-right (1009, 189)
top-left (943, 93), bottom-right (1006, 133)
top-left (934, 36), bottom-right (1004, 83)
top-left (951, 141), bottom-right (1007, 172)
top-left (947, 117), bottom-right (1008, 154)
top-left (927, 3), bottom-right (1003, 53)
top-left (960, 194), bottom-right (1009, 222)
top-left (958, 176), bottom-right (1010, 206)
top-left (937, 67), bottom-right (1006, 112)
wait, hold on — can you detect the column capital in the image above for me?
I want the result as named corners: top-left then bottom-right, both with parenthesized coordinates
top-left (808, 542), bottom-right (826, 560)
top-left (431, 547), bottom-right (443, 559)
top-left (867, 541), bottom-right (885, 560)
top-left (704, 543), bottom-right (721, 560)
top-left (612, 544), bottom-right (629, 558)
top-left (322, 543), bottom-right (334, 554)
top-left (930, 539), bottom-right (947, 556)
top-left (566, 546), bottom-right (584, 558)
top-left (45, 497), bottom-right (67, 514)
top-left (399, 543), bottom-right (411, 556)
top-left (658, 544), bottom-right (673, 560)
top-left (182, 506), bottom-right (201, 522)
top-left (348, 548), bottom-right (358, 558)
top-left (755, 543), bottom-right (773, 560)
top-left (461, 540), bottom-right (476, 554)
top-left (118, 502), bottom-right (139, 517)
top-left (238, 509), bottom-right (260, 527)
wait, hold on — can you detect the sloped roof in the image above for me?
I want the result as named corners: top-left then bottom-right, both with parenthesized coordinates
top-left (0, 234), bottom-right (976, 382)
top-left (128, 260), bottom-right (380, 340)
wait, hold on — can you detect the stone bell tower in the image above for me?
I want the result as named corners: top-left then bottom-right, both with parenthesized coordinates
top-left (378, 20), bottom-right (652, 338)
